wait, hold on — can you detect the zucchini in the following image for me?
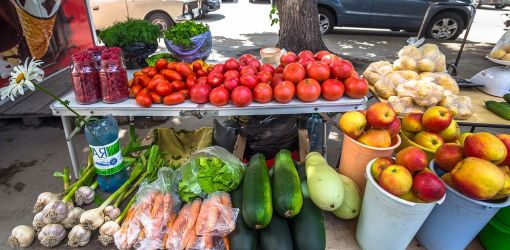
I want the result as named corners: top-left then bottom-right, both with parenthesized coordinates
top-left (500, 102), bottom-right (510, 109)
top-left (504, 93), bottom-right (510, 104)
top-left (229, 187), bottom-right (257, 250)
top-left (272, 150), bottom-right (303, 218)
top-left (289, 182), bottom-right (326, 250)
top-left (259, 214), bottom-right (293, 250)
top-left (242, 154), bottom-right (273, 229)
top-left (486, 101), bottom-right (510, 120)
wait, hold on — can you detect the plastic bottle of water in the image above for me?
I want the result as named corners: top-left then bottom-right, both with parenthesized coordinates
top-left (306, 114), bottom-right (324, 153)
top-left (84, 115), bottom-right (128, 192)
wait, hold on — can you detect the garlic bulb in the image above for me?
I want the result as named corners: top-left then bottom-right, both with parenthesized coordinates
top-left (98, 220), bottom-right (120, 246)
top-left (62, 207), bottom-right (85, 229)
top-left (80, 207), bottom-right (105, 230)
top-left (42, 200), bottom-right (68, 224)
top-left (38, 224), bottom-right (66, 247)
top-left (8, 225), bottom-right (35, 248)
top-left (32, 211), bottom-right (46, 232)
top-left (74, 186), bottom-right (95, 206)
top-left (33, 192), bottom-right (60, 213)
top-left (104, 205), bottom-right (121, 221)
top-left (67, 224), bottom-right (91, 248)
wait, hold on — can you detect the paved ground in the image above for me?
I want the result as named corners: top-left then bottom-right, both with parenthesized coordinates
top-left (1, 1), bottom-right (509, 249)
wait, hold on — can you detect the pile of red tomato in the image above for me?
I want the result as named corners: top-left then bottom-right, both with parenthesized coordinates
top-left (129, 50), bottom-right (369, 108)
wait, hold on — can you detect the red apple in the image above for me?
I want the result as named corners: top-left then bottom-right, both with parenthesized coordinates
top-left (422, 106), bottom-right (453, 133)
top-left (371, 157), bottom-right (395, 181)
top-left (358, 129), bottom-right (392, 148)
top-left (378, 165), bottom-right (413, 197)
top-left (366, 102), bottom-right (396, 129)
top-left (396, 146), bottom-right (428, 173)
top-left (434, 143), bottom-right (465, 172)
top-left (280, 52), bottom-right (298, 66)
top-left (497, 134), bottom-right (510, 166)
top-left (298, 50), bottom-right (314, 59)
top-left (464, 132), bottom-right (508, 165)
top-left (412, 171), bottom-right (446, 202)
top-left (386, 117), bottom-right (401, 136)
top-left (402, 113), bottom-right (424, 133)
top-left (224, 58), bottom-right (241, 71)
top-left (259, 64), bottom-right (275, 75)
top-left (438, 120), bottom-right (460, 142)
top-left (413, 131), bottom-right (444, 151)
top-left (223, 76), bottom-right (239, 92)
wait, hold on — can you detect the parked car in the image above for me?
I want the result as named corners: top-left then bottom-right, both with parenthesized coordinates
top-left (474, 0), bottom-right (510, 9)
top-left (89, 0), bottom-right (202, 31)
top-left (202, 0), bottom-right (221, 13)
top-left (317, 0), bottom-right (474, 40)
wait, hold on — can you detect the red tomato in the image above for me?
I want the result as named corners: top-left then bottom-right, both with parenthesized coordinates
top-left (176, 62), bottom-right (193, 77)
top-left (136, 92), bottom-right (152, 107)
top-left (306, 61), bottom-right (331, 82)
top-left (231, 86), bottom-right (253, 107)
top-left (207, 71), bottom-right (224, 87)
top-left (320, 54), bottom-right (339, 65)
top-left (129, 84), bottom-right (142, 98)
top-left (192, 61), bottom-right (203, 71)
top-left (321, 79), bottom-right (345, 101)
top-left (178, 89), bottom-right (190, 99)
top-left (314, 50), bottom-right (331, 61)
top-left (167, 62), bottom-right (179, 70)
top-left (142, 66), bottom-right (156, 74)
top-left (297, 78), bottom-right (321, 102)
top-left (171, 80), bottom-right (186, 91)
top-left (275, 64), bottom-right (284, 74)
top-left (138, 75), bottom-right (151, 87)
top-left (351, 71), bottom-right (359, 78)
top-left (151, 92), bottom-right (162, 104)
top-left (259, 64), bottom-right (275, 75)
top-left (239, 54), bottom-right (256, 65)
top-left (196, 69), bottom-right (209, 77)
top-left (163, 92), bottom-right (185, 105)
top-left (256, 71), bottom-right (272, 83)
top-left (330, 59), bottom-right (354, 80)
top-left (209, 87), bottom-right (230, 106)
top-left (271, 73), bottom-right (284, 88)
top-left (162, 69), bottom-right (183, 82)
top-left (138, 88), bottom-right (150, 96)
top-left (283, 62), bottom-right (306, 84)
top-left (186, 75), bottom-right (197, 89)
top-left (298, 50), bottom-right (314, 59)
top-left (274, 81), bottom-right (296, 104)
top-left (155, 81), bottom-right (173, 96)
top-left (197, 76), bottom-right (208, 85)
top-left (152, 74), bottom-right (164, 80)
top-left (280, 52), bottom-right (298, 66)
top-left (224, 58), bottom-right (241, 71)
top-left (155, 59), bottom-right (168, 71)
top-left (240, 73), bottom-right (259, 89)
top-left (147, 77), bottom-right (167, 91)
top-left (223, 76), bottom-right (240, 92)
top-left (224, 70), bottom-right (240, 79)
top-left (212, 64), bottom-right (225, 73)
top-left (246, 59), bottom-right (261, 68)
top-left (344, 76), bottom-right (369, 98)
top-left (253, 83), bottom-right (273, 103)
top-left (189, 84), bottom-right (212, 104)
top-left (240, 65), bottom-right (257, 76)
top-left (298, 57), bottom-right (315, 68)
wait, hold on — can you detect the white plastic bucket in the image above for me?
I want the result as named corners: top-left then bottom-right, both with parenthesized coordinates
top-left (415, 161), bottom-right (510, 250)
top-left (356, 158), bottom-right (444, 250)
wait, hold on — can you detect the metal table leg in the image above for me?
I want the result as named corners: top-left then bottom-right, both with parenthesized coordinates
top-left (322, 116), bottom-right (328, 159)
top-left (61, 116), bottom-right (80, 179)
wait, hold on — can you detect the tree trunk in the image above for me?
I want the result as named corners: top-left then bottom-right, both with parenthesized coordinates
top-left (276, 0), bottom-right (328, 53)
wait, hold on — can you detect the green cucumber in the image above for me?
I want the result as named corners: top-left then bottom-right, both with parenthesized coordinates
top-left (289, 182), bottom-right (326, 250)
top-left (504, 93), bottom-right (510, 104)
top-left (259, 214), bottom-right (293, 250)
top-left (500, 102), bottom-right (510, 109)
top-left (242, 154), bottom-right (273, 229)
top-left (229, 187), bottom-right (257, 250)
top-left (272, 150), bottom-right (303, 218)
top-left (486, 101), bottom-right (510, 120)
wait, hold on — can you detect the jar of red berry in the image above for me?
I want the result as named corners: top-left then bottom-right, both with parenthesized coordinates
top-left (99, 52), bottom-right (129, 103)
top-left (71, 53), bottom-right (102, 104)
top-left (85, 46), bottom-right (106, 68)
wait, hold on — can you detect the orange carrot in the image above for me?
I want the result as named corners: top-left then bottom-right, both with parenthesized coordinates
top-left (203, 235), bottom-right (214, 249)
top-left (185, 224), bottom-right (198, 249)
top-left (218, 192), bottom-right (235, 231)
top-left (195, 196), bottom-right (220, 235)
top-left (181, 199), bottom-right (202, 248)
top-left (223, 236), bottom-right (230, 250)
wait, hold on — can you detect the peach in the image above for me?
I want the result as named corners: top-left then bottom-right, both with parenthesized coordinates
top-left (402, 113), bottom-right (424, 133)
top-left (358, 129), bottom-right (392, 148)
top-left (378, 165), bottom-right (413, 197)
top-left (370, 157), bottom-right (395, 181)
top-left (438, 120), bottom-right (460, 142)
top-left (395, 146), bottom-right (428, 173)
top-left (496, 134), bottom-right (510, 166)
top-left (422, 106), bottom-right (453, 133)
top-left (434, 143), bottom-right (464, 173)
top-left (451, 157), bottom-right (506, 200)
top-left (412, 171), bottom-right (446, 202)
top-left (339, 111), bottom-right (367, 139)
top-left (366, 102), bottom-right (396, 129)
top-left (464, 132), bottom-right (508, 165)
top-left (413, 131), bottom-right (444, 151)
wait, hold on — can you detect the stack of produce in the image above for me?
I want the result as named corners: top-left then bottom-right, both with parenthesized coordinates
top-left (435, 132), bottom-right (510, 201)
top-left (485, 93), bottom-right (510, 121)
top-left (129, 50), bottom-right (369, 108)
top-left (363, 44), bottom-right (473, 119)
top-left (338, 102), bottom-right (401, 148)
top-left (370, 146), bottom-right (446, 203)
top-left (400, 106), bottom-right (460, 152)
top-left (489, 44), bottom-right (510, 61)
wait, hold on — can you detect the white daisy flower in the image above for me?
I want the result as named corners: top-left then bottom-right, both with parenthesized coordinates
top-left (1, 58), bottom-right (44, 101)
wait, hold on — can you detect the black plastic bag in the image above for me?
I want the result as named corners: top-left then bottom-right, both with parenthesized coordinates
top-left (122, 42), bottom-right (158, 69)
top-left (213, 119), bottom-right (240, 153)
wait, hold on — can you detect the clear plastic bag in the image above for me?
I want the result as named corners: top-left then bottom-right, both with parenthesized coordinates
top-left (489, 30), bottom-right (510, 61)
top-left (164, 31), bottom-right (212, 63)
top-left (164, 199), bottom-right (202, 250)
top-left (395, 43), bottom-right (447, 72)
top-left (374, 70), bottom-right (419, 99)
top-left (396, 79), bottom-right (445, 107)
top-left (177, 146), bottom-right (245, 203)
top-left (363, 61), bottom-right (394, 85)
top-left (195, 192), bottom-right (238, 237)
top-left (419, 72), bottom-right (459, 94)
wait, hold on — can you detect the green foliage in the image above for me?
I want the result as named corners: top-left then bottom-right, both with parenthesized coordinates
top-left (145, 53), bottom-right (176, 66)
top-left (98, 19), bottom-right (161, 48)
top-left (164, 21), bottom-right (209, 47)
top-left (269, 6), bottom-right (279, 26)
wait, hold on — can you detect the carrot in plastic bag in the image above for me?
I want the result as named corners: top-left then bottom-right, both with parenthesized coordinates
top-left (165, 199), bottom-right (202, 250)
top-left (195, 195), bottom-right (220, 235)
top-left (195, 192), bottom-right (237, 237)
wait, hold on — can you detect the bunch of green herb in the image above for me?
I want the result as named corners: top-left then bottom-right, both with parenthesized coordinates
top-left (98, 19), bottom-right (161, 48)
top-left (145, 53), bottom-right (176, 66)
top-left (164, 21), bottom-right (209, 47)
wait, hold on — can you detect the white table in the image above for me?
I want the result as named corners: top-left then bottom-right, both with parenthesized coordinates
top-left (51, 91), bottom-right (367, 177)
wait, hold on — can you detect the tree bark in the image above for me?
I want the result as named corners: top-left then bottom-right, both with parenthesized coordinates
top-left (276, 0), bottom-right (328, 53)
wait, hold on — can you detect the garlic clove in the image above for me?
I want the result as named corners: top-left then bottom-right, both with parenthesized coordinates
top-left (38, 224), bottom-right (66, 247)
top-left (67, 224), bottom-right (91, 247)
top-left (8, 225), bottom-right (35, 248)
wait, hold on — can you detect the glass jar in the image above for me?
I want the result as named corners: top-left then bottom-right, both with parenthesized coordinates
top-left (71, 59), bottom-right (101, 105)
top-left (100, 58), bottom-right (129, 103)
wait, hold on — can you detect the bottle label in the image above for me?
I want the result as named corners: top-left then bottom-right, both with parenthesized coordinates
top-left (90, 138), bottom-right (124, 176)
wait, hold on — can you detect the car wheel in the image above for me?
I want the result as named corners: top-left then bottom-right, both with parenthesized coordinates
top-left (426, 12), bottom-right (464, 40)
top-left (318, 7), bottom-right (335, 34)
top-left (147, 12), bottom-right (174, 31)
top-left (495, 4), bottom-right (506, 9)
